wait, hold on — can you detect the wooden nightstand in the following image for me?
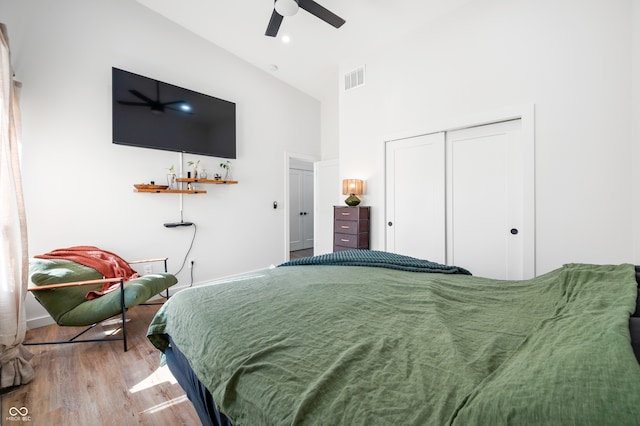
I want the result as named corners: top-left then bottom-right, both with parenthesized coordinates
top-left (333, 206), bottom-right (370, 252)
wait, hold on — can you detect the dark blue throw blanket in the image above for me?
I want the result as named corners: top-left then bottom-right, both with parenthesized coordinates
top-left (279, 249), bottom-right (471, 275)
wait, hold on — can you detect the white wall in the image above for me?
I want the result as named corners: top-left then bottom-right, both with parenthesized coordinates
top-left (1, 0), bottom-right (321, 326)
top-left (320, 90), bottom-right (339, 160)
top-left (339, 0), bottom-right (636, 275)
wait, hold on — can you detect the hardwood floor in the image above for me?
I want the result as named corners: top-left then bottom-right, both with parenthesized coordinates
top-left (0, 304), bottom-right (200, 426)
top-left (290, 248), bottom-right (313, 260)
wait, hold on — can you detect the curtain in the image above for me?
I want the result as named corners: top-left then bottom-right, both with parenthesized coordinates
top-left (0, 23), bottom-right (33, 390)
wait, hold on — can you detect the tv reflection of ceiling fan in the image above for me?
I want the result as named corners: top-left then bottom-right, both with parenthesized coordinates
top-left (265, 0), bottom-right (345, 37)
top-left (118, 81), bottom-right (192, 114)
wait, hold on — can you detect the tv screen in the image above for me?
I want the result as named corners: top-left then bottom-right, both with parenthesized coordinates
top-left (112, 67), bottom-right (236, 159)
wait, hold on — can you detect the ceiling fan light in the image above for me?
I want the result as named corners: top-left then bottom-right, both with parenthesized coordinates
top-left (275, 0), bottom-right (299, 17)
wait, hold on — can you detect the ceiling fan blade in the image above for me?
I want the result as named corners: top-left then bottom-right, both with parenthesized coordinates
top-left (298, 0), bottom-right (345, 28)
top-left (129, 89), bottom-right (155, 104)
top-left (265, 9), bottom-right (284, 37)
top-left (162, 100), bottom-right (187, 106)
top-left (117, 101), bottom-right (150, 106)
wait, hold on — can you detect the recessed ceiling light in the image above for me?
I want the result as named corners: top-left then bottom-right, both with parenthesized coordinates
top-left (282, 35), bottom-right (291, 43)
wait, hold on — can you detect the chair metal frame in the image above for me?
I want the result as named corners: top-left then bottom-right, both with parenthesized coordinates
top-left (25, 257), bottom-right (170, 352)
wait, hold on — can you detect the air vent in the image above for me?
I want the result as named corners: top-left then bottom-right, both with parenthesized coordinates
top-left (344, 66), bottom-right (365, 91)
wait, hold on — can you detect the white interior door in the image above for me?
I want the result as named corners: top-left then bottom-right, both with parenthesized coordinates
top-left (314, 159), bottom-right (339, 256)
top-left (289, 167), bottom-right (314, 251)
top-left (384, 118), bottom-right (533, 279)
top-left (289, 169), bottom-right (303, 251)
top-left (446, 119), bottom-right (524, 279)
top-left (385, 132), bottom-right (446, 263)
top-left (301, 170), bottom-right (314, 249)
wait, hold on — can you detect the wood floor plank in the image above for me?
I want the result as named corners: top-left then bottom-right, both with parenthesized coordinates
top-left (1, 304), bottom-right (200, 426)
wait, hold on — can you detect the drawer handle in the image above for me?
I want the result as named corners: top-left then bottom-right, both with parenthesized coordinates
top-left (340, 225), bottom-right (350, 229)
top-left (341, 212), bottom-right (351, 216)
top-left (341, 238), bottom-right (350, 242)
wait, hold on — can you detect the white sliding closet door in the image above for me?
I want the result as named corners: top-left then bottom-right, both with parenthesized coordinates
top-left (385, 132), bottom-right (446, 263)
top-left (446, 119), bottom-right (524, 280)
top-left (385, 118), bottom-right (532, 280)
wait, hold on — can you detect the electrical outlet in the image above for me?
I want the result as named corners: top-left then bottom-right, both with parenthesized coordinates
top-left (144, 265), bottom-right (153, 275)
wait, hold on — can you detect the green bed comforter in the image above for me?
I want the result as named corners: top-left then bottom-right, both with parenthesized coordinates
top-left (147, 262), bottom-right (640, 425)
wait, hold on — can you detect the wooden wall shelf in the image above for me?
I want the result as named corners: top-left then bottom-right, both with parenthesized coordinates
top-left (134, 188), bottom-right (208, 194)
top-left (176, 178), bottom-right (238, 184)
top-left (134, 179), bottom-right (238, 194)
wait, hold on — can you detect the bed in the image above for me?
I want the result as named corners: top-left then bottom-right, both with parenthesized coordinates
top-left (147, 250), bottom-right (640, 425)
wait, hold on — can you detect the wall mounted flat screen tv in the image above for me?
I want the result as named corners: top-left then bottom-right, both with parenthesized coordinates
top-left (112, 67), bottom-right (236, 159)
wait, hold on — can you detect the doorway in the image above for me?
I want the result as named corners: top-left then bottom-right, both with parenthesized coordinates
top-left (286, 155), bottom-right (317, 261)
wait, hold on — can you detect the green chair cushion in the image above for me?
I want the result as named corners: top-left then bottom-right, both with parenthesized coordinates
top-left (29, 258), bottom-right (177, 327)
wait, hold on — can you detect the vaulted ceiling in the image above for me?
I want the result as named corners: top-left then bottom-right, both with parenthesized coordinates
top-left (136, 0), bottom-right (473, 102)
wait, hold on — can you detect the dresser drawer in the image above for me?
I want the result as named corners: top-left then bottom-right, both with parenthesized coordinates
top-left (334, 233), bottom-right (369, 249)
top-left (334, 206), bottom-right (369, 221)
top-left (335, 219), bottom-right (368, 235)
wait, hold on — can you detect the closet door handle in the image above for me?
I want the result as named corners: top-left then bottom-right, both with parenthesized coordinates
top-left (388, 221), bottom-right (393, 226)
top-left (510, 228), bottom-right (519, 235)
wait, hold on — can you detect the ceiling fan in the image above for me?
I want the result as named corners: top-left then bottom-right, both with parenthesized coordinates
top-left (265, 0), bottom-right (346, 37)
top-left (118, 82), bottom-right (191, 114)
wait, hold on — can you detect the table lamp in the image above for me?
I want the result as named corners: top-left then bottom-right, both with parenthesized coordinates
top-left (342, 179), bottom-right (364, 206)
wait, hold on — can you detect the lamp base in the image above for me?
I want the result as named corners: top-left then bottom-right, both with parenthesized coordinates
top-left (344, 194), bottom-right (361, 206)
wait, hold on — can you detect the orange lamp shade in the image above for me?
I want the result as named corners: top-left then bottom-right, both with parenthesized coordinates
top-left (342, 179), bottom-right (364, 206)
top-left (342, 179), bottom-right (364, 196)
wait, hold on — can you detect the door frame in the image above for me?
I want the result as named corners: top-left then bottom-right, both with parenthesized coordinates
top-left (284, 152), bottom-right (320, 261)
top-left (384, 104), bottom-right (535, 278)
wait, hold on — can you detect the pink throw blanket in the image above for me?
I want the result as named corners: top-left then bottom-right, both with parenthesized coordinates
top-left (35, 246), bottom-right (140, 299)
